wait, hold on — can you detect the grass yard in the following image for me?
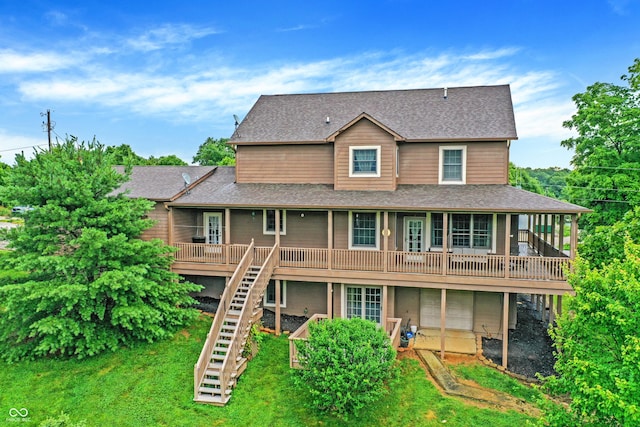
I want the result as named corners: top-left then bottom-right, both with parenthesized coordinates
top-left (0, 314), bottom-right (542, 427)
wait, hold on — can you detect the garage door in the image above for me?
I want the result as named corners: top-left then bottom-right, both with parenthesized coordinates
top-left (420, 289), bottom-right (474, 330)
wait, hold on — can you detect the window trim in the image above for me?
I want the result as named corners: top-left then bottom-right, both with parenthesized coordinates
top-left (438, 145), bottom-right (467, 184)
top-left (348, 211), bottom-right (380, 250)
top-left (342, 284), bottom-right (383, 325)
top-left (263, 209), bottom-right (286, 235)
top-left (263, 280), bottom-right (287, 308)
top-left (349, 146), bottom-right (381, 178)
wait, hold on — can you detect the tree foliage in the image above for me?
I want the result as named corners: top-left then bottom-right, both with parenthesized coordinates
top-left (525, 167), bottom-right (570, 199)
top-left (579, 206), bottom-right (640, 267)
top-left (508, 162), bottom-right (544, 194)
top-left (542, 240), bottom-right (640, 426)
top-left (105, 144), bottom-right (187, 166)
top-left (293, 317), bottom-right (396, 418)
top-left (561, 58), bottom-right (640, 230)
top-left (193, 137), bottom-right (235, 166)
top-left (0, 137), bottom-right (201, 361)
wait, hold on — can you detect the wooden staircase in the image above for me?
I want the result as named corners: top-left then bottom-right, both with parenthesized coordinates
top-left (193, 241), bottom-right (278, 405)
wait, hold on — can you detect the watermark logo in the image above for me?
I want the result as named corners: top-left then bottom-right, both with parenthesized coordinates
top-left (7, 408), bottom-right (30, 423)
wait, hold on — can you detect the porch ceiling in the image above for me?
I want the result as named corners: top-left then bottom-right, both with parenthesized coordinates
top-left (170, 167), bottom-right (589, 214)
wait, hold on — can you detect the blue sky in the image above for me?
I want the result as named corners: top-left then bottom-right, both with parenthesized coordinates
top-left (0, 1), bottom-right (638, 168)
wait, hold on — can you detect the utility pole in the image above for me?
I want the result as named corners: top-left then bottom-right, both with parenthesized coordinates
top-left (41, 109), bottom-right (54, 151)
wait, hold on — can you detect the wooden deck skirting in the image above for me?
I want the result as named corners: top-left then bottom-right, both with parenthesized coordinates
top-left (174, 243), bottom-right (571, 283)
top-left (288, 314), bottom-right (402, 369)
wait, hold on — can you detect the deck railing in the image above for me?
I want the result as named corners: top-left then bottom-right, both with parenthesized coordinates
top-left (175, 243), bottom-right (571, 282)
top-left (289, 315), bottom-right (404, 368)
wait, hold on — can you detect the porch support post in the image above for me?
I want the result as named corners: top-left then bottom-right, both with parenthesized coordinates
top-left (275, 280), bottom-right (281, 336)
top-left (382, 285), bottom-right (388, 327)
top-left (442, 214), bottom-right (449, 276)
top-left (549, 295), bottom-right (555, 325)
top-left (275, 210), bottom-right (281, 247)
top-left (167, 206), bottom-right (174, 246)
top-left (543, 215), bottom-right (549, 255)
top-left (502, 292), bottom-right (509, 368)
top-left (505, 213), bottom-right (511, 279)
top-left (551, 215), bottom-right (557, 250)
top-left (440, 289), bottom-right (446, 360)
top-left (542, 294), bottom-right (548, 325)
top-left (327, 283), bottom-right (333, 319)
top-left (225, 208), bottom-right (231, 264)
top-left (557, 295), bottom-right (563, 316)
top-left (570, 214), bottom-right (578, 260)
top-left (327, 210), bottom-right (333, 270)
top-left (532, 215), bottom-right (538, 252)
top-left (383, 211), bottom-right (389, 273)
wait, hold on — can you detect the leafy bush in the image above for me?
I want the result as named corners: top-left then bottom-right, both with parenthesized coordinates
top-left (39, 412), bottom-right (87, 427)
top-left (293, 317), bottom-right (396, 418)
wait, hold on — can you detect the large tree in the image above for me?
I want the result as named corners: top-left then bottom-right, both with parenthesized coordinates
top-left (542, 239), bottom-right (640, 426)
top-left (0, 138), bottom-right (200, 361)
top-left (561, 58), bottom-right (640, 230)
top-left (508, 162), bottom-right (544, 194)
top-left (193, 137), bottom-right (235, 166)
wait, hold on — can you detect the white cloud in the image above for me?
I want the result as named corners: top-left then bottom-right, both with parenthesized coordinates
top-left (0, 130), bottom-right (48, 164)
top-left (11, 45), bottom-right (574, 143)
top-left (125, 24), bottom-right (221, 52)
top-left (0, 49), bottom-right (78, 73)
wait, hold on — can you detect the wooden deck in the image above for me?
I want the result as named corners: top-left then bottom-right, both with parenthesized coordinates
top-left (174, 243), bottom-right (570, 283)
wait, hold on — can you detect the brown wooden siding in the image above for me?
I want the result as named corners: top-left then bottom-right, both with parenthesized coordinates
top-left (230, 209), bottom-right (275, 246)
top-left (394, 287), bottom-right (420, 329)
top-left (279, 281), bottom-right (327, 317)
top-left (473, 292), bottom-right (502, 337)
top-left (466, 142), bottom-right (508, 184)
top-left (334, 119), bottom-right (397, 191)
top-left (280, 211), bottom-right (328, 248)
top-left (141, 203), bottom-right (169, 242)
top-left (236, 144), bottom-right (334, 184)
top-left (397, 143), bottom-right (439, 184)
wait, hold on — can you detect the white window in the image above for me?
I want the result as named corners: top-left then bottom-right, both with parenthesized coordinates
top-left (203, 212), bottom-right (222, 244)
top-left (349, 146), bottom-right (381, 177)
top-left (263, 209), bottom-right (286, 235)
top-left (439, 146), bottom-right (467, 184)
top-left (348, 211), bottom-right (380, 249)
top-left (263, 280), bottom-right (286, 307)
top-left (345, 285), bottom-right (382, 324)
top-left (430, 213), bottom-right (493, 250)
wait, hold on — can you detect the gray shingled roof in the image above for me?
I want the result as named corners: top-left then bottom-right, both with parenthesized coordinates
top-left (113, 165), bottom-right (216, 201)
top-left (230, 85), bottom-right (518, 144)
top-left (171, 167), bottom-right (589, 214)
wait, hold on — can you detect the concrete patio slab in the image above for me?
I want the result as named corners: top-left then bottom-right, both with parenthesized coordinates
top-left (412, 328), bottom-right (477, 354)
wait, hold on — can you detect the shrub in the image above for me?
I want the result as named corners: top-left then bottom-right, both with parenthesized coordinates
top-left (293, 317), bottom-right (396, 418)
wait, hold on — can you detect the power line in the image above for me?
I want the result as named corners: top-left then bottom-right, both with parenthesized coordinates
top-left (0, 143), bottom-right (48, 153)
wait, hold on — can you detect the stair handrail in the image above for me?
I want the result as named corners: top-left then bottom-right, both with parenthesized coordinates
top-left (217, 242), bottom-right (279, 400)
top-left (193, 239), bottom-right (255, 401)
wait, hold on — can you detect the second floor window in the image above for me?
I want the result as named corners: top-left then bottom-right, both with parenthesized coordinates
top-left (349, 146), bottom-right (381, 177)
top-left (439, 146), bottom-right (467, 184)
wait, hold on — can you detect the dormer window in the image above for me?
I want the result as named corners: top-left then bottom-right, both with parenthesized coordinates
top-left (349, 146), bottom-right (381, 177)
top-left (439, 146), bottom-right (467, 184)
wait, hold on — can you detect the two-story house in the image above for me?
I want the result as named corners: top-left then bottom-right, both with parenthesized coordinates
top-left (120, 85), bottom-right (589, 405)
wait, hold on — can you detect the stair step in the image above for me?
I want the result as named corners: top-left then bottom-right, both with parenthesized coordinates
top-left (198, 386), bottom-right (232, 396)
top-left (228, 310), bottom-right (242, 317)
top-left (211, 354), bottom-right (226, 360)
top-left (194, 394), bottom-right (230, 405)
top-left (219, 332), bottom-right (234, 338)
top-left (217, 339), bottom-right (232, 345)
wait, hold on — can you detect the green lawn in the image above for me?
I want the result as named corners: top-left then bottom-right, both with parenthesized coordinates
top-left (0, 315), bottom-right (541, 427)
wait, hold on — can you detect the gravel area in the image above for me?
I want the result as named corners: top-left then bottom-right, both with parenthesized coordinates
top-left (482, 294), bottom-right (557, 378)
top-left (261, 309), bottom-right (308, 333)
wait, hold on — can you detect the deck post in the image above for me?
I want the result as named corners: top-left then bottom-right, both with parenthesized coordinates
top-left (383, 212), bottom-right (389, 273)
top-left (557, 295), bottom-right (563, 316)
top-left (167, 206), bottom-right (174, 246)
top-left (543, 215), bottom-right (549, 255)
top-left (275, 210), bottom-right (281, 248)
top-left (548, 295), bottom-right (555, 325)
top-left (275, 279), bottom-right (281, 336)
top-left (542, 294), bottom-right (548, 324)
top-left (502, 292), bottom-right (509, 368)
top-left (532, 215), bottom-right (538, 252)
top-left (327, 282), bottom-right (333, 319)
top-left (382, 285), bottom-right (388, 327)
top-left (225, 208), bottom-right (230, 264)
top-left (442, 214), bottom-right (449, 276)
top-left (551, 215), bottom-right (557, 251)
top-left (505, 213), bottom-right (511, 279)
top-left (440, 289), bottom-right (446, 360)
top-left (570, 214), bottom-right (578, 260)
top-left (327, 210), bottom-right (333, 270)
